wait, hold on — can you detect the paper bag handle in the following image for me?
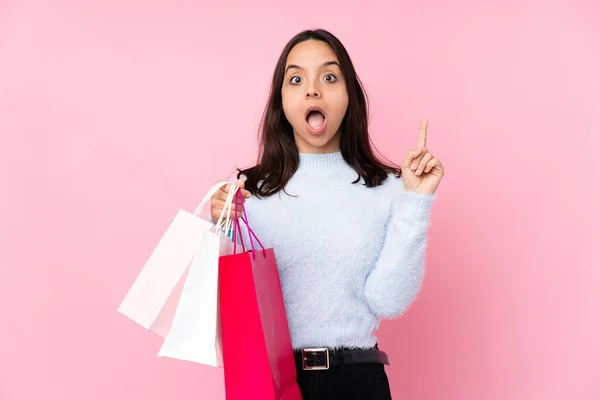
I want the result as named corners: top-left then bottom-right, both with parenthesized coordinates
top-left (193, 180), bottom-right (230, 218)
top-left (195, 180), bottom-right (239, 237)
top-left (214, 182), bottom-right (239, 235)
top-left (233, 190), bottom-right (266, 259)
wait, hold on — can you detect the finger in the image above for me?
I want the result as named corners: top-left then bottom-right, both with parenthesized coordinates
top-left (212, 197), bottom-right (245, 208)
top-left (211, 198), bottom-right (226, 213)
top-left (409, 147), bottom-right (428, 170)
top-left (424, 158), bottom-right (442, 174)
top-left (216, 183), bottom-right (244, 201)
top-left (215, 184), bottom-right (232, 200)
top-left (402, 147), bottom-right (424, 168)
top-left (212, 208), bottom-right (244, 223)
top-left (234, 179), bottom-right (252, 199)
top-left (219, 181), bottom-right (251, 199)
top-left (418, 119), bottom-right (428, 148)
top-left (212, 207), bottom-right (237, 223)
top-left (415, 152), bottom-right (433, 175)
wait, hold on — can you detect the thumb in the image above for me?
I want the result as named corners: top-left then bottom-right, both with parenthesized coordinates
top-left (235, 178), bottom-right (251, 199)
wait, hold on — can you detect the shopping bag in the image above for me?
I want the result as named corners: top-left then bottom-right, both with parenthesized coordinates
top-left (117, 180), bottom-right (231, 338)
top-left (219, 190), bottom-right (302, 400)
top-left (157, 183), bottom-right (240, 366)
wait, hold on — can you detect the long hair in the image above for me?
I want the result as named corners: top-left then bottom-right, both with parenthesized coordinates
top-left (238, 29), bottom-right (402, 198)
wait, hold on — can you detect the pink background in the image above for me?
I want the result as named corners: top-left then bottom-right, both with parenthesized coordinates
top-left (1, 1), bottom-right (599, 399)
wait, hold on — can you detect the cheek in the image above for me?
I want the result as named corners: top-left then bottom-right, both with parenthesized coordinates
top-left (281, 94), bottom-right (295, 122)
top-left (331, 90), bottom-right (349, 119)
top-left (282, 91), bottom-right (298, 117)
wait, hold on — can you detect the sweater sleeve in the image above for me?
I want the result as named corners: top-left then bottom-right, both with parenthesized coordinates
top-left (364, 182), bottom-right (436, 319)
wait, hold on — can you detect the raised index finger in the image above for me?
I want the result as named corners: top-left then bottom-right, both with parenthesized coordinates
top-left (418, 119), bottom-right (428, 148)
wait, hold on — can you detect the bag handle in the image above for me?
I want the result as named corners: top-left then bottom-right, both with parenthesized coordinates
top-left (214, 182), bottom-right (239, 235)
top-left (196, 180), bottom-right (238, 237)
top-left (233, 189), bottom-right (266, 259)
top-left (193, 180), bottom-right (230, 217)
top-left (219, 186), bottom-right (237, 236)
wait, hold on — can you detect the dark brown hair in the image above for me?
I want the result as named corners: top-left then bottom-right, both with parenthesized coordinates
top-left (238, 28), bottom-right (401, 198)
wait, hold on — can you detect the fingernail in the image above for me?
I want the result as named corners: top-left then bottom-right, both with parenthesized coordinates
top-left (411, 162), bottom-right (417, 170)
top-left (416, 169), bottom-right (421, 175)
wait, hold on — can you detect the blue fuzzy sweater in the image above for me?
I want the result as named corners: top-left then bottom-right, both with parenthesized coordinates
top-left (225, 151), bottom-right (435, 350)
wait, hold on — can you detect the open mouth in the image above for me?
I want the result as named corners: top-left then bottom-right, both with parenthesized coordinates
top-left (305, 107), bottom-right (327, 135)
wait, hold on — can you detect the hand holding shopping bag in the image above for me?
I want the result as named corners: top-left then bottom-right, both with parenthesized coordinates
top-left (219, 190), bottom-right (302, 400)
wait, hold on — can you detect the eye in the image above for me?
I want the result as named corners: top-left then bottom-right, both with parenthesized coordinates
top-left (290, 76), bottom-right (302, 84)
top-left (324, 74), bottom-right (337, 82)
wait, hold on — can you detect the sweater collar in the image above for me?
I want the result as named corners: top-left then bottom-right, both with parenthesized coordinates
top-left (298, 151), bottom-right (346, 170)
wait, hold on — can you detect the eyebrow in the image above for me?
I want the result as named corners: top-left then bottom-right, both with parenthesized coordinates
top-left (285, 60), bottom-right (341, 73)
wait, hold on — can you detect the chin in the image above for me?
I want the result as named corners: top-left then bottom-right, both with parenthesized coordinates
top-left (296, 129), bottom-right (340, 152)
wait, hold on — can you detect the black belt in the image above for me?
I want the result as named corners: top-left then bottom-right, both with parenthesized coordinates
top-left (295, 347), bottom-right (390, 370)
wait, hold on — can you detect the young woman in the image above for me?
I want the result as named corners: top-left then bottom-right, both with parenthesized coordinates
top-left (210, 29), bottom-right (444, 400)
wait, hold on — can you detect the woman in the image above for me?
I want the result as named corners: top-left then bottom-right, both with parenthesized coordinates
top-left (211, 28), bottom-right (444, 399)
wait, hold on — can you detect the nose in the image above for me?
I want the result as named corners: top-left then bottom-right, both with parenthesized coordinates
top-left (305, 80), bottom-right (321, 98)
top-left (305, 89), bottom-right (320, 98)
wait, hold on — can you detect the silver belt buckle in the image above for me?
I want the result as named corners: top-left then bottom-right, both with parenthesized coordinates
top-left (302, 348), bottom-right (330, 370)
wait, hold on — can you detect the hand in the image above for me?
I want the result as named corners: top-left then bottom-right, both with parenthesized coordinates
top-left (210, 179), bottom-right (252, 223)
top-left (401, 119), bottom-right (444, 195)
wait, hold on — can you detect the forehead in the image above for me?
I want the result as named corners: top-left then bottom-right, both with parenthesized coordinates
top-left (286, 39), bottom-right (339, 67)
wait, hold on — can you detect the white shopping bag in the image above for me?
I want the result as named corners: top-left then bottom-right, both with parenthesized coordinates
top-left (117, 180), bottom-right (231, 338)
top-left (157, 183), bottom-right (241, 366)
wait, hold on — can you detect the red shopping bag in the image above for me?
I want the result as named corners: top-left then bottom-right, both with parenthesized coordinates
top-left (218, 191), bottom-right (302, 400)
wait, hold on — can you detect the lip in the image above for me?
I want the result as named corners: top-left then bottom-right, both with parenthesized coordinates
top-left (304, 105), bottom-right (327, 120)
top-left (304, 106), bottom-right (327, 135)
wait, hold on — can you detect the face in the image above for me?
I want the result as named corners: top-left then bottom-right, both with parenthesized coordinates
top-left (281, 39), bottom-right (349, 154)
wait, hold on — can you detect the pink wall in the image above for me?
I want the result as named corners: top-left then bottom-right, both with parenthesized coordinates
top-left (2, 1), bottom-right (599, 399)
